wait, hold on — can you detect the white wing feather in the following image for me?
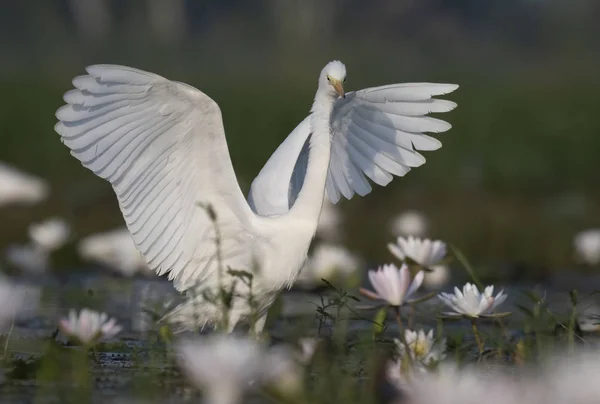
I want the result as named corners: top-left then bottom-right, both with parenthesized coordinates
top-left (248, 116), bottom-right (311, 216)
top-left (248, 82), bottom-right (458, 213)
top-left (56, 65), bottom-right (260, 292)
top-left (326, 82), bottom-right (458, 202)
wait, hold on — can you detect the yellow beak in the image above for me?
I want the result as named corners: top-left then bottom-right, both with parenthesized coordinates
top-left (332, 80), bottom-right (345, 98)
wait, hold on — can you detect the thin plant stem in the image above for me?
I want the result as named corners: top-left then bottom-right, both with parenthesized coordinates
top-left (471, 317), bottom-right (484, 358)
top-left (2, 314), bottom-right (15, 359)
top-left (568, 305), bottom-right (576, 353)
top-left (394, 306), bottom-right (414, 368)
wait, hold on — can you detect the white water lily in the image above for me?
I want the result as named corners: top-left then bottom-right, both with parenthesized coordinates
top-left (422, 265), bottom-right (451, 290)
top-left (362, 263), bottom-right (424, 306)
top-left (78, 228), bottom-right (150, 277)
top-left (176, 335), bottom-right (265, 404)
top-left (386, 359), bottom-right (428, 390)
top-left (438, 283), bottom-right (507, 318)
top-left (395, 329), bottom-right (446, 366)
top-left (390, 210), bottom-right (429, 237)
top-left (0, 162), bottom-right (49, 207)
top-left (28, 217), bottom-right (70, 251)
top-left (0, 275), bottom-right (29, 330)
top-left (297, 243), bottom-right (360, 287)
top-left (574, 229), bottom-right (600, 266)
top-left (261, 345), bottom-right (304, 396)
top-left (296, 337), bottom-right (319, 364)
top-left (59, 308), bottom-right (122, 345)
top-left (388, 236), bottom-right (447, 268)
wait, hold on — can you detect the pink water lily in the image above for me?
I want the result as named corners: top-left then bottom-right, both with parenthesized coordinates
top-left (59, 308), bottom-right (122, 345)
top-left (362, 263), bottom-right (424, 306)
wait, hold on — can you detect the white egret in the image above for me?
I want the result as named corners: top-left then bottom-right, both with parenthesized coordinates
top-left (55, 61), bottom-right (458, 332)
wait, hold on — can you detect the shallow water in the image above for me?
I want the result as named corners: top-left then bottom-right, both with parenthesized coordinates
top-left (2, 270), bottom-right (600, 403)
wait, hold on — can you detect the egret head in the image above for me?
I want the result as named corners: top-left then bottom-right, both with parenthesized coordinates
top-left (320, 60), bottom-right (346, 98)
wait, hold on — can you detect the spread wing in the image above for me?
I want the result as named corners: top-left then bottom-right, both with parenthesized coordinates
top-left (55, 65), bottom-right (260, 291)
top-left (248, 83), bottom-right (458, 214)
top-left (324, 83), bottom-right (458, 202)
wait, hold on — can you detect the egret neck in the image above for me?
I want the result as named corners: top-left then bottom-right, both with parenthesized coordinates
top-left (288, 84), bottom-right (337, 224)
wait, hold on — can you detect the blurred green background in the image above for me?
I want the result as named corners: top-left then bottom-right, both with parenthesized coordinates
top-left (1, 0), bottom-right (599, 279)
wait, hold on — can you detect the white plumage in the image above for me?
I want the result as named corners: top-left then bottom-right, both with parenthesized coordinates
top-left (249, 80), bottom-right (458, 212)
top-left (56, 61), bottom-right (457, 332)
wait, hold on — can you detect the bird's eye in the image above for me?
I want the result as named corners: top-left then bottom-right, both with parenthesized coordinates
top-left (327, 77), bottom-right (331, 82)
top-left (343, 78), bottom-right (347, 82)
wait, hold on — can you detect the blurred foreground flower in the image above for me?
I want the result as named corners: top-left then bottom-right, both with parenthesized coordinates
top-left (438, 283), bottom-right (507, 318)
top-left (397, 350), bottom-right (600, 404)
top-left (386, 357), bottom-right (428, 391)
top-left (0, 162), bottom-right (49, 207)
top-left (261, 345), bottom-right (304, 396)
top-left (0, 275), bottom-right (29, 330)
top-left (28, 217), bottom-right (70, 251)
top-left (395, 329), bottom-right (446, 366)
top-left (296, 243), bottom-right (360, 288)
top-left (59, 308), bottom-right (122, 345)
top-left (296, 337), bottom-right (319, 365)
top-left (78, 228), bottom-right (150, 277)
top-left (574, 229), bottom-right (600, 266)
top-left (388, 236), bottom-right (447, 268)
top-left (176, 335), bottom-right (302, 404)
top-left (390, 210), bottom-right (429, 237)
top-left (361, 264), bottom-right (424, 306)
top-left (177, 335), bottom-right (263, 404)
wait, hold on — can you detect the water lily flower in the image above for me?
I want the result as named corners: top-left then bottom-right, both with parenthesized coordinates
top-left (438, 283), bottom-right (507, 318)
top-left (0, 162), bottom-right (49, 207)
top-left (574, 229), bottom-right (600, 266)
top-left (390, 210), bottom-right (429, 237)
top-left (362, 263), bottom-right (424, 306)
top-left (261, 345), bottom-right (303, 396)
top-left (388, 236), bottom-right (447, 268)
top-left (296, 338), bottom-right (319, 364)
top-left (28, 217), bottom-right (70, 251)
top-left (394, 329), bottom-right (446, 366)
top-left (78, 228), bottom-right (150, 277)
top-left (59, 308), bottom-right (122, 345)
top-left (0, 275), bottom-right (29, 330)
top-left (422, 265), bottom-right (451, 290)
top-left (297, 243), bottom-right (360, 288)
top-left (175, 335), bottom-right (265, 404)
top-left (386, 358), bottom-right (428, 390)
